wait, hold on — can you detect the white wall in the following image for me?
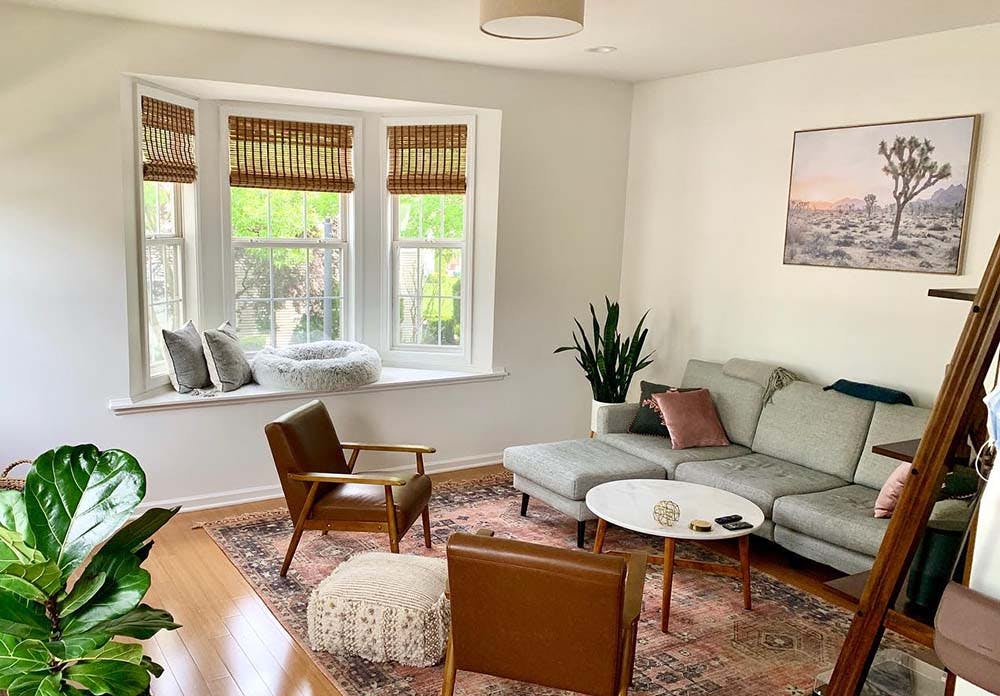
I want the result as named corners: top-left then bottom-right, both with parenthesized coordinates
top-left (0, 4), bottom-right (632, 507)
top-left (621, 24), bottom-right (1000, 407)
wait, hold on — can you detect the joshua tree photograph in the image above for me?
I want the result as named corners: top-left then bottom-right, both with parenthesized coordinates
top-left (784, 115), bottom-right (979, 274)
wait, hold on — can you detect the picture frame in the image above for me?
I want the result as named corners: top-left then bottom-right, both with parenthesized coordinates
top-left (784, 115), bottom-right (980, 274)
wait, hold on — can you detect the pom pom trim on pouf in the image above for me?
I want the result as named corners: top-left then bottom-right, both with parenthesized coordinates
top-left (251, 340), bottom-right (382, 392)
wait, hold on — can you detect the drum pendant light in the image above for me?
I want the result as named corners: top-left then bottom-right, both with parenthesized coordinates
top-left (480, 0), bottom-right (585, 40)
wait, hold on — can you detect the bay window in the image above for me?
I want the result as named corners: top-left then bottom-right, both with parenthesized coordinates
top-left (125, 82), bottom-right (496, 403)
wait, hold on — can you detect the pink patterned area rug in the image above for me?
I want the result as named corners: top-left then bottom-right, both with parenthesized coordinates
top-left (203, 472), bottom-right (909, 695)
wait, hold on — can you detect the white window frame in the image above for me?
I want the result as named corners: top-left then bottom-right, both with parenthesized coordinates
top-left (219, 104), bottom-right (362, 349)
top-left (381, 115), bottom-right (476, 369)
top-left (128, 83), bottom-right (201, 396)
top-left (143, 181), bottom-right (186, 377)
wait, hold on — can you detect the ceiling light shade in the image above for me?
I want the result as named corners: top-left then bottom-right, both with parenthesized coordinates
top-left (480, 0), bottom-right (585, 40)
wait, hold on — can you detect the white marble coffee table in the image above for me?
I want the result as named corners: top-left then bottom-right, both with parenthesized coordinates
top-left (586, 479), bottom-right (765, 632)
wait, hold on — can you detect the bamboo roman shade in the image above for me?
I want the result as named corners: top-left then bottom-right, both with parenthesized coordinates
top-left (386, 124), bottom-right (468, 195)
top-left (228, 116), bottom-right (355, 193)
top-left (141, 96), bottom-right (197, 183)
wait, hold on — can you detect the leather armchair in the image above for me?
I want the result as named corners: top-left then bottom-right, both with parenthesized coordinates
top-left (442, 532), bottom-right (647, 696)
top-left (265, 400), bottom-right (434, 576)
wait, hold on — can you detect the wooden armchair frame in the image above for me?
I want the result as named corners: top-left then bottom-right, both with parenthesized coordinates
top-left (279, 442), bottom-right (436, 577)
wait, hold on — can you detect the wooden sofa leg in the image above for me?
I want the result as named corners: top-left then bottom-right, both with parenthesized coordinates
top-left (577, 520), bottom-right (586, 548)
top-left (520, 493), bottom-right (530, 517)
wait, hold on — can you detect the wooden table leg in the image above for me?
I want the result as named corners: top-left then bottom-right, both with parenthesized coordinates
top-left (739, 535), bottom-right (752, 610)
top-left (662, 537), bottom-right (676, 633)
top-left (593, 518), bottom-right (608, 554)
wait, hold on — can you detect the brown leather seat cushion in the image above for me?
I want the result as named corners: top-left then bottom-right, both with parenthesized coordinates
top-left (312, 473), bottom-right (432, 529)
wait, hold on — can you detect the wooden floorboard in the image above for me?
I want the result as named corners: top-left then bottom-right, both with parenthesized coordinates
top-left (144, 463), bottom-right (847, 695)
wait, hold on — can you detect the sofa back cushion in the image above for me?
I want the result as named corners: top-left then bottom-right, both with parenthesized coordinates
top-left (681, 360), bottom-right (764, 447)
top-left (751, 381), bottom-right (875, 480)
top-left (854, 402), bottom-right (931, 489)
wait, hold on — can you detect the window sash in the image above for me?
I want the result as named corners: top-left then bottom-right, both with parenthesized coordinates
top-left (229, 186), bottom-right (350, 349)
top-left (233, 245), bottom-right (346, 348)
top-left (141, 181), bottom-right (186, 381)
top-left (389, 193), bottom-right (467, 352)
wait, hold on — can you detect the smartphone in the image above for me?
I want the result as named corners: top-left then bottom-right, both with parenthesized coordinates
top-left (722, 520), bottom-right (753, 531)
top-left (714, 514), bottom-right (742, 525)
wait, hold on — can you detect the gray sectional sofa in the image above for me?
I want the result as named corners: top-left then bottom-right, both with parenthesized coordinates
top-left (504, 358), bottom-right (947, 574)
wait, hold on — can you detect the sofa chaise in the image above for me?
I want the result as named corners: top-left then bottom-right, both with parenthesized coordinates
top-left (504, 358), bottom-right (964, 574)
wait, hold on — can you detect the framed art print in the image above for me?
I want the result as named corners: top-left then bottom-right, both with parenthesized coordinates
top-left (784, 115), bottom-right (979, 274)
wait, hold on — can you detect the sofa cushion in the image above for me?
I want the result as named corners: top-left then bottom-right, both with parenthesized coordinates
top-left (773, 526), bottom-right (876, 575)
top-left (652, 389), bottom-right (730, 449)
top-left (875, 461), bottom-right (910, 518)
top-left (751, 381), bottom-right (875, 481)
top-left (854, 402), bottom-right (931, 489)
top-left (629, 381), bottom-right (672, 437)
top-left (503, 439), bottom-right (665, 501)
top-left (772, 484), bottom-right (888, 557)
top-left (673, 452), bottom-right (846, 516)
top-left (598, 433), bottom-right (750, 477)
top-left (681, 360), bottom-right (765, 448)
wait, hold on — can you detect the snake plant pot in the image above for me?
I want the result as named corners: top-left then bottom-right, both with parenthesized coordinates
top-left (590, 399), bottom-right (615, 433)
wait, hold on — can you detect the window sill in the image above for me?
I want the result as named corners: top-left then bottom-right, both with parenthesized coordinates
top-left (109, 366), bottom-right (508, 415)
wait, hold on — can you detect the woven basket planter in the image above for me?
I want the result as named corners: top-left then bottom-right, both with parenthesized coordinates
top-left (0, 460), bottom-right (31, 491)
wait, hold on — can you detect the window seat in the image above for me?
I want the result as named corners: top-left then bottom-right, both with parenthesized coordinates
top-left (109, 366), bottom-right (507, 415)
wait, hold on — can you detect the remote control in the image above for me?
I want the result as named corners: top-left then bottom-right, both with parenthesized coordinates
top-left (723, 520), bottom-right (753, 531)
top-left (714, 514), bottom-right (742, 525)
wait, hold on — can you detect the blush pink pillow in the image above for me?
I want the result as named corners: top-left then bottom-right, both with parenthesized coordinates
top-left (652, 388), bottom-right (730, 449)
top-left (875, 461), bottom-right (911, 518)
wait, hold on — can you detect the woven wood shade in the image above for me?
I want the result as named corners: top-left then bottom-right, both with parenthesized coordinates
top-left (141, 96), bottom-right (197, 183)
top-left (387, 124), bottom-right (468, 195)
top-left (229, 116), bottom-right (354, 193)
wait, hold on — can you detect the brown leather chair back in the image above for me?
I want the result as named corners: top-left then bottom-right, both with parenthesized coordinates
top-left (446, 532), bottom-right (628, 696)
top-left (264, 400), bottom-right (350, 520)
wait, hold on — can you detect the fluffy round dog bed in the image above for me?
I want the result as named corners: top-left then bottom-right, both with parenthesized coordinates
top-left (252, 341), bottom-right (382, 392)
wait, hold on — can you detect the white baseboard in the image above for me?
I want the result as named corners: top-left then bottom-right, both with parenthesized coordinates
top-left (136, 452), bottom-right (503, 514)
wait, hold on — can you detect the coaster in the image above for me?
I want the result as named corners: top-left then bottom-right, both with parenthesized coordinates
top-left (689, 519), bottom-right (713, 532)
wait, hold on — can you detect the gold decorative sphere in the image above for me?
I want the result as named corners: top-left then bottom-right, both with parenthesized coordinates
top-left (652, 499), bottom-right (681, 527)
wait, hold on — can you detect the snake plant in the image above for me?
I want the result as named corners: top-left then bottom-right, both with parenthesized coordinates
top-left (554, 297), bottom-right (654, 403)
top-left (0, 445), bottom-right (180, 696)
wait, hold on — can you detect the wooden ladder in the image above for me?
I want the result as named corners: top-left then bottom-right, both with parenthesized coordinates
top-left (822, 234), bottom-right (1000, 694)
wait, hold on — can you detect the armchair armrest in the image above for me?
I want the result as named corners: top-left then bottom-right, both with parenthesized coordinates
top-left (339, 442), bottom-right (435, 475)
top-left (594, 403), bottom-right (640, 435)
top-left (340, 442), bottom-right (436, 454)
top-left (288, 471), bottom-right (407, 486)
top-left (622, 551), bottom-right (647, 625)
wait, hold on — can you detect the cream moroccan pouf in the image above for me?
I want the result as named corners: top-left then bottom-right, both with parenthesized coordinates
top-left (307, 552), bottom-right (450, 667)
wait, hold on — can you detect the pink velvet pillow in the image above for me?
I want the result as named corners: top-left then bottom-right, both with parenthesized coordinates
top-left (652, 388), bottom-right (730, 449)
top-left (875, 461), bottom-right (911, 518)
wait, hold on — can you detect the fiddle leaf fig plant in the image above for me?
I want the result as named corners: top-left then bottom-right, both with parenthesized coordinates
top-left (0, 445), bottom-right (180, 696)
top-left (554, 297), bottom-right (654, 403)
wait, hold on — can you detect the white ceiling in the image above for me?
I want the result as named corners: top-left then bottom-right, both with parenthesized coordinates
top-left (15, 0), bottom-right (1000, 82)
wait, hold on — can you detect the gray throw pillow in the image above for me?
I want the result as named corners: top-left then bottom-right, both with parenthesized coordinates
top-left (202, 322), bottom-right (252, 392)
top-left (162, 320), bottom-right (211, 393)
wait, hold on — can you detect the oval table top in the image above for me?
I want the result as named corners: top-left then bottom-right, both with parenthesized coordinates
top-left (585, 479), bottom-right (765, 541)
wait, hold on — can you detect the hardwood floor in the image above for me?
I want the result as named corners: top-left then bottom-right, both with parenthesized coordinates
top-left (142, 464), bottom-right (850, 696)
